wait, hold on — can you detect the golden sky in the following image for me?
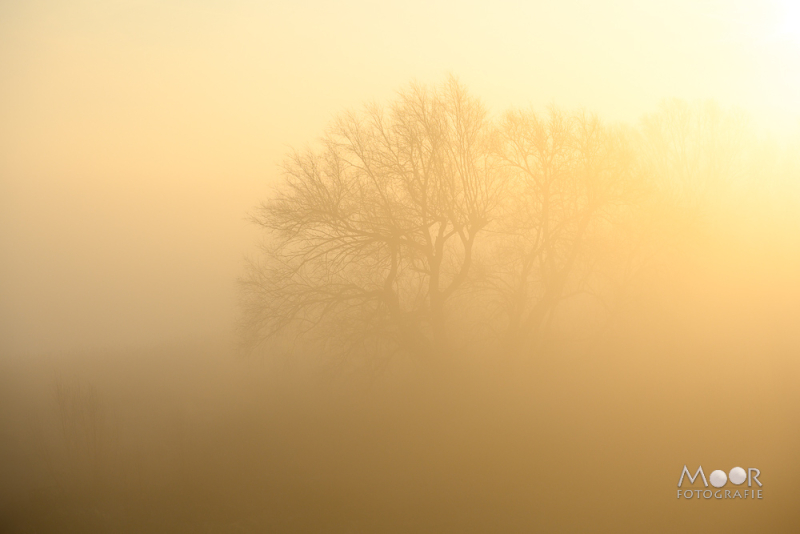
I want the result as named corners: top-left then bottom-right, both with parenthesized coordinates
top-left (1, 0), bottom-right (799, 353)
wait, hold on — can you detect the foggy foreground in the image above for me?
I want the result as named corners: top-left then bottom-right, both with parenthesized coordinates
top-left (2, 79), bottom-right (800, 533)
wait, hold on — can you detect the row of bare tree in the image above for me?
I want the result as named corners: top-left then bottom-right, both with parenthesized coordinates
top-left (240, 77), bottom-right (766, 365)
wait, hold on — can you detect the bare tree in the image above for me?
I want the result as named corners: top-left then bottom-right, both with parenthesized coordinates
top-left (587, 99), bottom-right (751, 334)
top-left (241, 77), bottom-right (503, 362)
top-left (638, 99), bottom-right (749, 214)
top-left (488, 107), bottom-right (638, 357)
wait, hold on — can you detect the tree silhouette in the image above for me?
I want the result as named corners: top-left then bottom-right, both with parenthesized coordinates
top-left (485, 107), bottom-right (639, 355)
top-left (241, 81), bottom-right (749, 365)
top-left (241, 77), bottom-right (502, 362)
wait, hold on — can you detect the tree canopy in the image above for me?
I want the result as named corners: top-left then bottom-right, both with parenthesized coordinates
top-left (240, 77), bottom-right (754, 366)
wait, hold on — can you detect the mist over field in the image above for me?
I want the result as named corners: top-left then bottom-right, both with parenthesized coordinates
top-left (2, 1), bottom-right (800, 532)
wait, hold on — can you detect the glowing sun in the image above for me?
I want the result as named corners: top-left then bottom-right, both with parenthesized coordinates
top-left (776, 0), bottom-right (800, 44)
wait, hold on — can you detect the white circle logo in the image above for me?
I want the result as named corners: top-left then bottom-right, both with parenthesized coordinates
top-left (729, 467), bottom-right (746, 485)
top-left (710, 470), bottom-right (728, 488)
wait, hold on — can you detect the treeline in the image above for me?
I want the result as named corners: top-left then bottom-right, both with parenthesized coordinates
top-left (240, 76), bottom-right (799, 366)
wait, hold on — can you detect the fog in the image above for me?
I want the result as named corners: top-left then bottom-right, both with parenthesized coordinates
top-left (2, 1), bottom-right (800, 532)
